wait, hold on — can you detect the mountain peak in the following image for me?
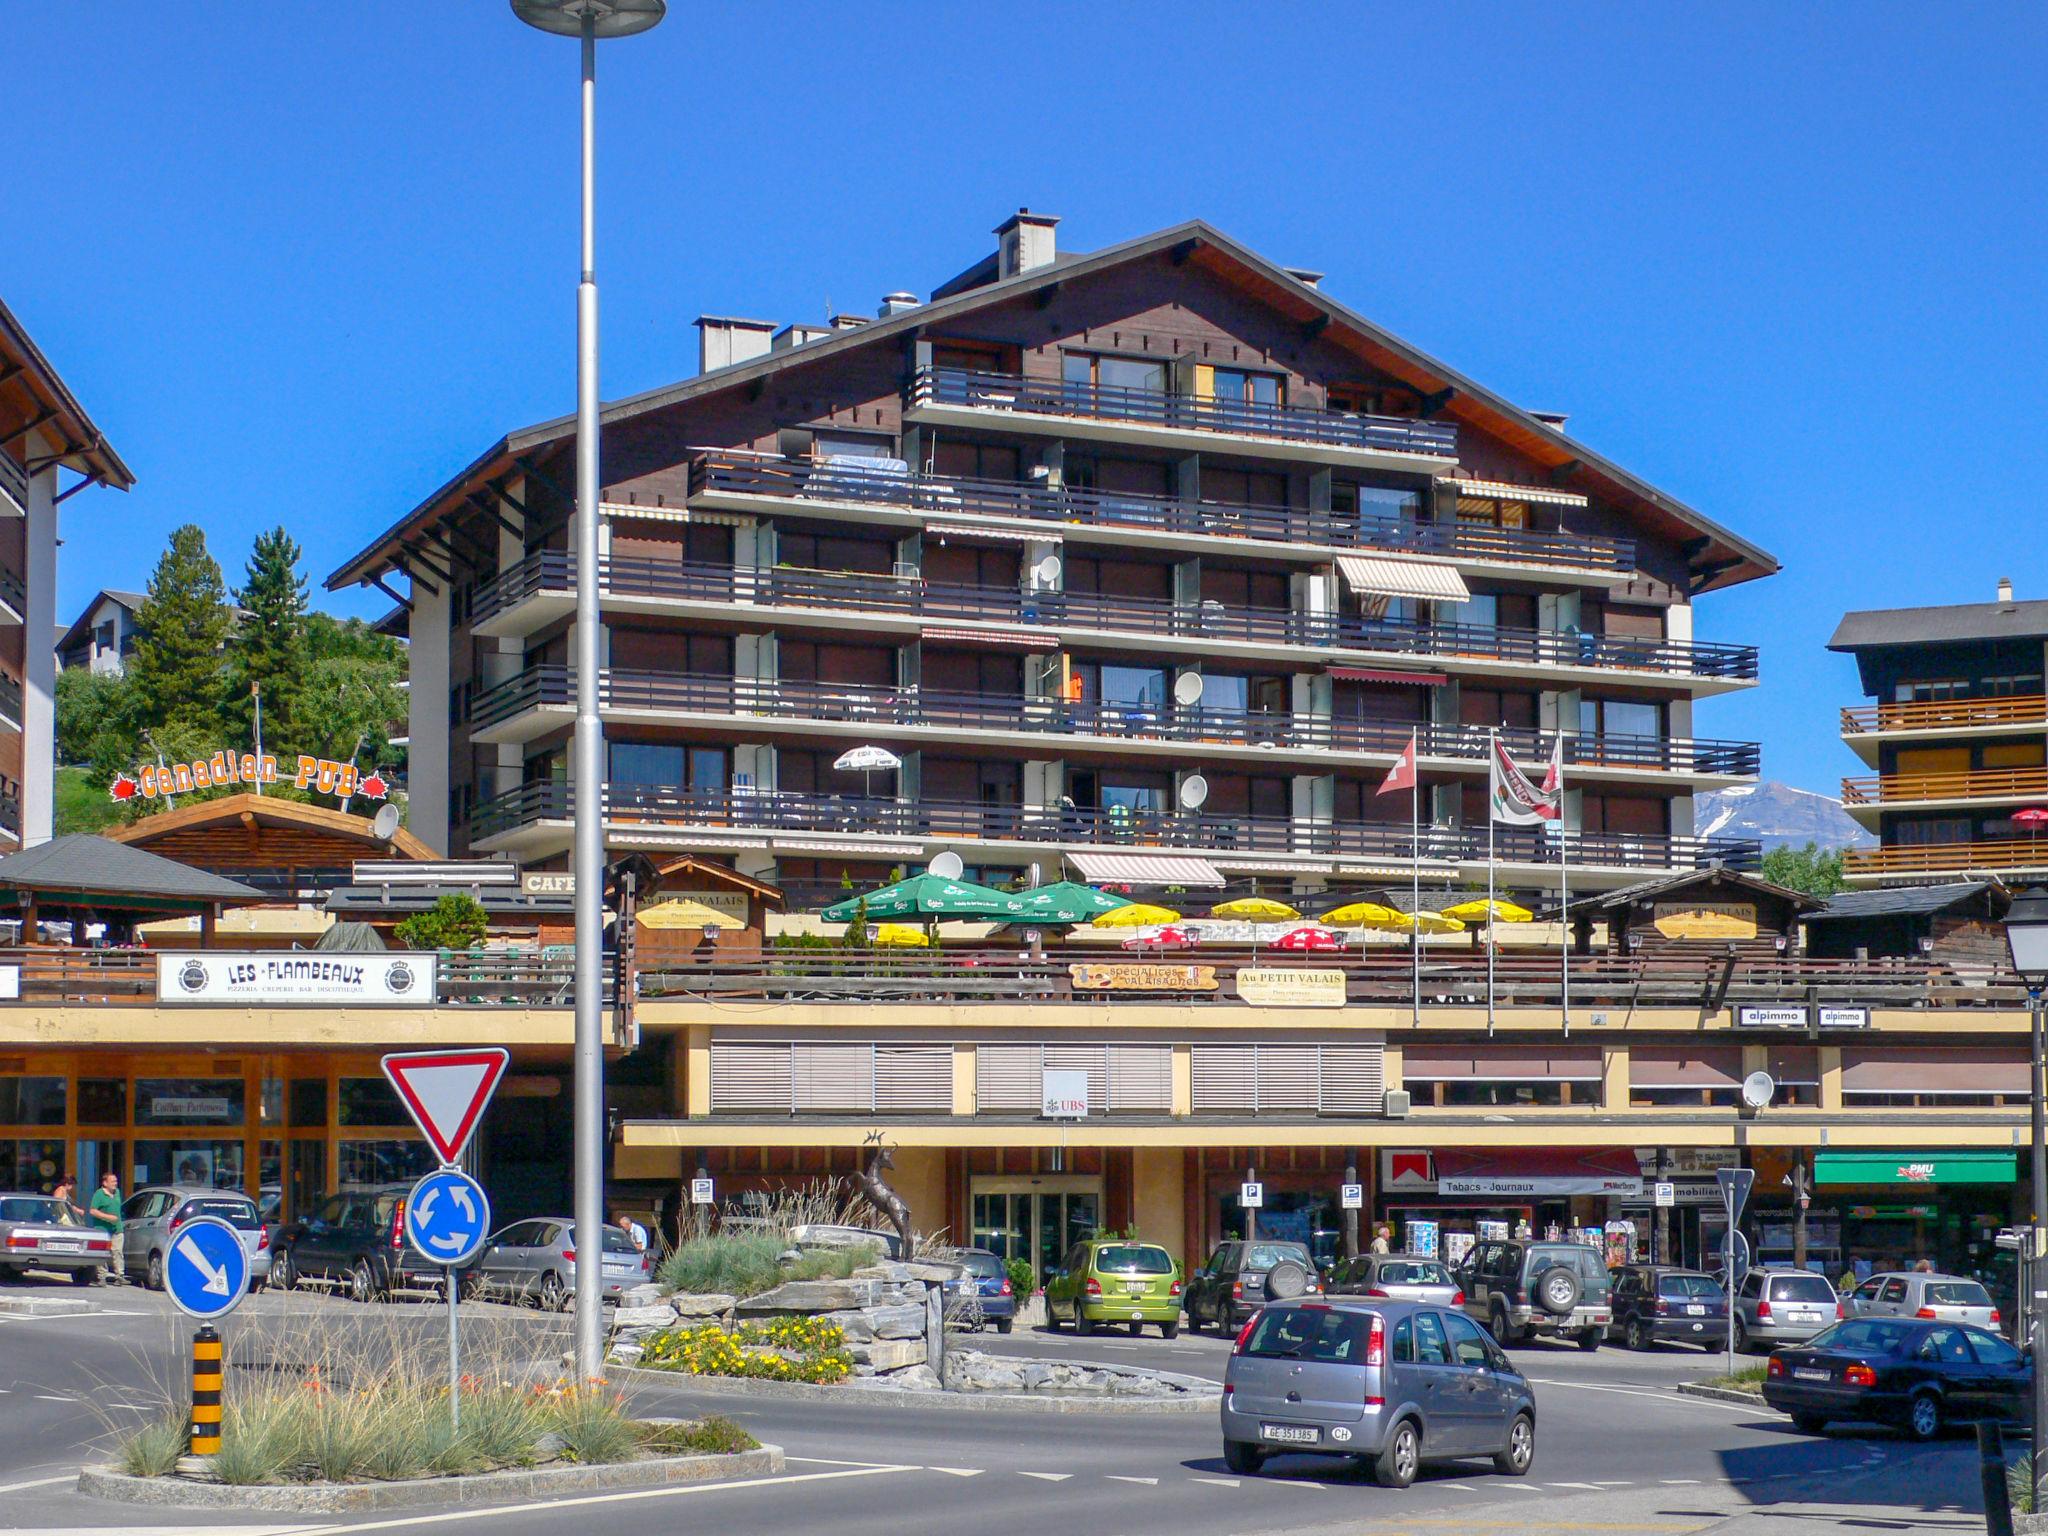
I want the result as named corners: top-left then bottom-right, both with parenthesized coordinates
top-left (1696, 782), bottom-right (1875, 850)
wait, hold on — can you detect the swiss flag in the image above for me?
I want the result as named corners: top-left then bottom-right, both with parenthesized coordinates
top-left (1375, 732), bottom-right (1418, 797)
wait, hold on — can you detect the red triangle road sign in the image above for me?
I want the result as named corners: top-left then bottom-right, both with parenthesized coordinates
top-left (380, 1048), bottom-right (509, 1165)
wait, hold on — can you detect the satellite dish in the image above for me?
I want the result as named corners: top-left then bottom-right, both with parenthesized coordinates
top-left (1173, 672), bottom-right (1205, 707)
top-left (1033, 554), bottom-right (1063, 587)
top-left (1740, 1071), bottom-right (1776, 1111)
top-left (371, 803), bottom-right (402, 841)
top-left (1179, 775), bottom-right (1209, 810)
top-left (928, 850), bottom-right (965, 880)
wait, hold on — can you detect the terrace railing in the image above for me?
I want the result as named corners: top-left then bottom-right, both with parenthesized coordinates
top-left (1840, 695), bottom-right (2048, 735)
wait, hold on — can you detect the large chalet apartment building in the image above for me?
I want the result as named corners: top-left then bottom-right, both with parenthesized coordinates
top-left (330, 211), bottom-right (1775, 900)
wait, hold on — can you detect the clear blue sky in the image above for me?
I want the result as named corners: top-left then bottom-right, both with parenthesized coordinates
top-left (9, 3), bottom-right (2044, 797)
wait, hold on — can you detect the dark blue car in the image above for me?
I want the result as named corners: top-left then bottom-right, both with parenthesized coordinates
top-left (1762, 1316), bottom-right (2032, 1440)
top-left (943, 1247), bottom-right (1016, 1333)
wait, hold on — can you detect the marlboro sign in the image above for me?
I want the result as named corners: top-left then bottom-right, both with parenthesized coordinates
top-left (109, 753), bottom-right (391, 805)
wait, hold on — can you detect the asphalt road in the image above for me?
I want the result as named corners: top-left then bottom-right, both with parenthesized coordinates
top-left (0, 1277), bottom-right (2009, 1536)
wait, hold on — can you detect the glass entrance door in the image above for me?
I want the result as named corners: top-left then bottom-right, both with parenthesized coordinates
top-left (971, 1181), bottom-right (1103, 1290)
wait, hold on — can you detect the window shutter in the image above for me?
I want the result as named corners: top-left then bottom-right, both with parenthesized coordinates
top-left (792, 1043), bottom-right (872, 1112)
top-left (1104, 1044), bottom-right (1173, 1113)
top-left (873, 1044), bottom-right (953, 1114)
top-left (711, 1042), bottom-right (793, 1113)
top-left (976, 1045), bottom-right (1040, 1113)
top-left (1317, 1044), bottom-right (1385, 1115)
top-left (1192, 1044), bottom-right (1256, 1113)
top-left (1042, 1043), bottom-right (1107, 1111)
top-left (1255, 1045), bottom-right (1320, 1112)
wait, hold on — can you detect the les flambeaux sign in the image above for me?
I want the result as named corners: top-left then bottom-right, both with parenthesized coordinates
top-left (109, 753), bottom-right (391, 805)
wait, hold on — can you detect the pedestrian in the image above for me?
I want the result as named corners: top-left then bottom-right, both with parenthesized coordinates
top-left (609, 1207), bottom-right (648, 1251)
top-left (1914, 1257), bottom-right (1933, 1273)
top-left (89, 1170), bottom-right (124, 1283)
top-left (1369, 1223), bottom-right (1392, 1256)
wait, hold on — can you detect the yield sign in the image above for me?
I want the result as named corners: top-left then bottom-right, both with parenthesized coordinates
top-left (381, 1048), bottom-right (509, 1164)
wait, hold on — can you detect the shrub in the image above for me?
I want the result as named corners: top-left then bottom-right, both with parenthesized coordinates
top-left (394, 893), bottom-right (489, 951)
top-left (655, 1233), bottom-right (878, 1299)
top-left (117, 1415), bottom-right (187, 1478)
top-left (546, 1388), bottom-right (642, 1465)
top-left (641, 1415), bottom-right (758, 1457)
top-left (1005, 1258), bottom-right (1034, 1298)
top-left (636, 1318), bottom-right (854, 1383)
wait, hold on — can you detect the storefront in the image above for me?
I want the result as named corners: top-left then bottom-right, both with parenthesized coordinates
top-left (1380, 1148), bottom-right (1644, 1265)
top-left (1615, 1149), bottom-right (1740, 1270)
top-left (1811, 1149), bottom-right (2020, 1279)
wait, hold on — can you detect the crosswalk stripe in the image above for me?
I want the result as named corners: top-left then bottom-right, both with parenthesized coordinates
top-left (1547, 1481), bottom-right (1605, 1490)
top-left (1436, 1482), bottom-right (1475, 1490)
top-left (1661, 1478), bottom-right (1702, 1485)
top-left (1106, 1476), bottom-right (1159, 1485)
top-left (1190, 1477), bottom-right (1240, 1487)
top-left (1018, 1472), bottom-right (1072, 1482)
top-left (927, 1468), bottom-right (982, 1477)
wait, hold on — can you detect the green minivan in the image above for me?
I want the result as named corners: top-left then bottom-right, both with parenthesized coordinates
top-left (1045, 1238), bottom-right (1183, 1337)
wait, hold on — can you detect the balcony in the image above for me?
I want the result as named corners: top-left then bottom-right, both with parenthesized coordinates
top-left (472, 550), bottom-right (1756, 685)
top-left (1841, 766), bottom-right (2048, 808)
top-left (469, 665), bottom-right (1758, 778)
top-left (686, 451), bottom-right (1631, 577)
top-left (907, 367), bottom-right (1459, 466)
top-left (0, 567), bottom-right (25, 625)
top-left (0, 673), bottom-right (22, 727)
top-left (470, 780), bottom-right (1760, 875)
top-left (1842, 839), bottom-right (2048, 882)
top-left (1840, 695), bottom-right (2048, 737)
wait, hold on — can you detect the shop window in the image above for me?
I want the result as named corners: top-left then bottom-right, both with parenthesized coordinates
top-left (1433, 1081), bottom-right (1569, 1107)
top-left (1, 1138), bottom-right (67, 1193)
top-left (289, 1079), bottom-right (328, 1129)
top-left (133, 1139), bottom-right (245, 1191)
top-left (0, 1076), bottom-right (67, 1126)
top-left (337, 1140), bottom-right (438, 1190)
top-left (77, 1079), bottom-right (126, 1127)
top-left (338, 1077), bottom-right (411, 1128)
top-left (135, 1079), bottom-right (245, 1128)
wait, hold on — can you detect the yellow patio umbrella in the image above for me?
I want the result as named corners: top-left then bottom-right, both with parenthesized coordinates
top-left (1388, 909), bottom-right (1466, 935)
top-left (1441, 898), bottom-right (1534, 925)
top-left (1090, 903), bottom-right (1182, 928)
top-left (1209, 896), bottom-right (1301, 921)
top-left (871, 923), bottom-right (932, 948)
top-left (1322, 901), bottom-right (1404, 927)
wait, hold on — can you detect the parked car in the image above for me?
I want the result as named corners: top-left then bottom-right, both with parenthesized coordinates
top-left (0, 1193), bottom-right (112, 1285)
top-left (1326, 1253), bottom-right (1462, 1306)
top-left (1122, 924), bottom-right (1198, 951)
top-left (1270, 926), bottom-right (1346, 952)
top-left (121, 1186), bottom-right (272, 1293)
top-left (941, 1246), bottom-right (1015, 1333)
top-left (1221, 1299), bottom-right (1537, 1487)
top-left (1608, 1265), bottom-right (1727, 1351)
top-left (1842, 1271), bottom-right (2001, 1331)
top-left (464, 1217), bottom-right (651, 1308)
top-left (1762, 1316), bottom-right (2032, 1440)
top-left (1733, 1267), bottom-right (1841, 1352)
top-left (271, 1183), bottom-right (448, 1301)
top-left (1184, 1239), bottom-right (1321, 1333)
top-left (1456, 1239), bottom-right (1611, 1349)
top-left (1045, 1238), bottom-right (1182, 1337)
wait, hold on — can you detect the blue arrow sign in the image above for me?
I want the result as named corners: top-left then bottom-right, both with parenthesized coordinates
top-left (164, 1215), bottom-right (252, 1321)
top-left (405, 1169), bottom-right (491, 1268)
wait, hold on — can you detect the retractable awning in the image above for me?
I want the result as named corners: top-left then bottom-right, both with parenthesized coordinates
top-left (1063, 850), bottom-right (1226, 887)
top-left (1327, 666), bottom-right (1447, 686)
top-left (926, 522), bottom-right (1062, 545)
top-left (920, 626), bottom-right (1044, 648)
top-left (1335, 555), bottom-right (1470, 602)
top-left (602, 501), bottom-right (751, 527)
top-left (1449, 477), bottom-right (1589, 509)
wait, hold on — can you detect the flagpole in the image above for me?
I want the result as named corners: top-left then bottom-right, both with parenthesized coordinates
top-left (1411, 768), bottom-right (1421, 1031)
top-left (1487, 728), bottom-right (1496, 1037)
top-left (1559, 731), bottom-right (1571, 1039)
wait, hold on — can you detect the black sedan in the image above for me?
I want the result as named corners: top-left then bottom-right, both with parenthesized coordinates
top-left (1762, 1316), bottom-right (2032, 1440)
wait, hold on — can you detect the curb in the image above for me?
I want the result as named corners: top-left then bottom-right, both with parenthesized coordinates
top-left (76, 1445), bottom-right (783, 1513)
top-left (612, 1363), bottom-right (1220, 1415)
top-left (1676, 1382), bottom-right (1766, 1408)
top-left (0, 1294), bottom-right (96, 1317)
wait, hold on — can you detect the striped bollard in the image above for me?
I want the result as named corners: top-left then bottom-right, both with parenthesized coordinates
top-left (190, 1326), bottom-right (222, 1457)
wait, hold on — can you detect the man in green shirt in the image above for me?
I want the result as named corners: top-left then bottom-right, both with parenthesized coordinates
top-left (89, 1172), bottom-right (124, 1283)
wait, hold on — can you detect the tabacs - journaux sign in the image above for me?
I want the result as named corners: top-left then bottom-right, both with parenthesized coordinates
top-left (110, 753), bottom-right (392, 804)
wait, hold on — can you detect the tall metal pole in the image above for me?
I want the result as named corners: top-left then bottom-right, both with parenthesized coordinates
top-left (571, 12), bottom-right (606, 1382)
top-left (2031, 987), bottom-right (2046, 1510)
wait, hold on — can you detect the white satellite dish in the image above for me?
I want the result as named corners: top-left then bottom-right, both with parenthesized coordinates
top-left (1740, 1071), bottom-right (1776, 1111)
top-left (928, 850), bottom-right (965, 880)
top-left (1172, 672), bottom-right (1205, 707)
top-left (1033, 553), bottom-right (1063, 587)
top-left (1179, 774), bottom-right (1209, 810)
top-left (371, 803), bottom-right (402, 841)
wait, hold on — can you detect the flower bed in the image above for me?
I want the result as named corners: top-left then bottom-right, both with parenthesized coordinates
top-left (637, 1318), bottom-right (854, 1383)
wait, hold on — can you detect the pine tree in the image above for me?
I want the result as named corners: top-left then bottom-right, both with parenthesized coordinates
top-left (127, 525), bottom-right (232, 734)
top-left (228, 526), bottom-right (309, 742)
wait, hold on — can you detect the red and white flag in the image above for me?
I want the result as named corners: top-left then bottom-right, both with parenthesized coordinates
top-left (1490, 736), bottom-right (1562, 825)
top-left (1377, 732), bottom-right (1418, 797)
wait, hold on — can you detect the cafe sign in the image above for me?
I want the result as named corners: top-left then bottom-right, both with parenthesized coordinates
top-left (1068, 963), bottom-right (1218, 992)
top-left (110, 752), bottom-right (391, 804)
top-left (158, 952), bottom-right (438, 1006)
top-left (1234, 967), bottom-right (1347, 1008)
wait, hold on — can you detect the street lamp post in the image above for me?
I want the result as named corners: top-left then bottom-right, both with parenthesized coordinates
top-left (509, 0), bottom-right (666, 1384)
top-left (2002, 886), bottom-right (2048, 1507)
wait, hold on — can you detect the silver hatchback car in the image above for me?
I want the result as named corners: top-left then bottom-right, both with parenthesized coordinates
top-left (1732, 1267), bottom-right (1839, 1351)
top-left (1842, 1270), bottom-right (2001, 1331)
top-left (464, 1218), bottom-right (651, 1308)
top-left (1326, 1253), bottom-right (1462, 1307)
top-left (122, 1186), bottom-right (271, 1292)
top-left (1222, 1299), bottom-right (1537, 1488)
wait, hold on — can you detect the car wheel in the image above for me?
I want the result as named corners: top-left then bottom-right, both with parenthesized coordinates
top-left (1129, 1321), bottom-right (1142, 1336)
top-left (538, 1272), bottom-right (567, 1312)
top-left (146, 1250), bottom-right (165, 1291)
top-left (1492, 1304), bottom-right (1521, 1347)
top-left (995, 1317), bottom-right (1013, 1335)
top-left (1494, 1412), bottom-right (1535, 1477)
top-left (0, 1264), bottom-right (20, 1282)
top-left (1906, 1392), bottom-right (1943, 1443)
top-left (348, 1259), bottom-right (379, 1304)
top-left (272, 1250), bottom-right (296, 1291)
top-left (1223, 1440), bottom-right (1265, 1475)
top-left (1075, 1306), bottom-right (1096, 1336)
top-left (1373, 1418), bottom-right (1420, 1489)
top-left (1162, 1320), bottom-right (1180, 1340)
top-left (1791, 1413), bottom-right (1829, 1435)
top-left (71, 1267), bottom-right (99, 1288)
top-left (1732, 1316), bottom-right (1751, 1353)
top-left (1577, 1328), bottom-right (1602, 1352)
top-left (1625, 1318), bottom-right (1650, 1351)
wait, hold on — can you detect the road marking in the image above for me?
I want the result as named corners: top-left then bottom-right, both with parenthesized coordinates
top-left (32, 1395), bottom-right (76, 1403)
top-left (785, 1456), bottom-right (903, 1468)
top-left (1107, 1475), bottom-right (1159, 1485)
top-left (1497, 1481), bottom-right (1548, 1491)
top-left (1593, 1480), bottom-right (1633, 1486)
top-left (1436, 1482), bottom-right (1476, 1490)
top-left (0, 1474), bottom-right (80, 1496)
top-left (926, 1467), bottom-right (983, 1477)
top-left (1525, 1377), bottom-right (1757, 1413)
top-left (1660, 1478), bottom-right (1702, 1484)
top-left (1547, 1481), bottom-right (1606, 1489)
top-left (1190, 1476), bottom-right (1240, 1487)
top-left (1018, 1471), bottom-right (1072, 1482)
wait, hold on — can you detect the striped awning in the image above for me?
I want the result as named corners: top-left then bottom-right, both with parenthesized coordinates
top-left (774, 836), bottom-right (927, 858)
top-left (920, 626), bottom-right (1045, 649)
top-left (1335, 555), bottom-right (1470, 602)
top-left (1063, 850), bottom-right (1226, 888)
top-left (1327, 666), bottom-right (1447, 686)
top-left (926, 522), bottom-right (1062, 545)
top-left (602, 501), bottom-right (752, 527)
top-left (1448, 478), bottom-right (1589, 508)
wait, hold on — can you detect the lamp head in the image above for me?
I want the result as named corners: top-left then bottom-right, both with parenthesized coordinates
top-left (511, 0), bottom-right (666, 38)
top-left (2003, 884), bottom-right (2048, 983)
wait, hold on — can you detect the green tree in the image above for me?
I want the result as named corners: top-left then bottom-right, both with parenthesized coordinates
top-left (1760, 841), bottom-right (1847, 898)
top-left (394, 893), bottom-right (489, 951)
top-left (127, 525), bottom-right (231, 734)
top-left (296, 613), bottom-right (408, 774)
top-left (227, 526), bottom-right (308, 743)
top-left (55, 666), bottom-right (140, 768)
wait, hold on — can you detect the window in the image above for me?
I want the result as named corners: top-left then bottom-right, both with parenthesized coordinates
top-left (1391, 1316), bottom-right (1414, 1363)
top-left (1981, 673), bottom-right (2043, 697)
top-left (609, 629), bottom-right (732, 674)
top-left (1897, 679), bottom-right (1968, 703)
top-left (135, 1079), bottom-right (244, 1127)
top-left (1242, 1307), bottom-right (1375, 1363)
top-left (1064, 352), bottom-right (1166, 394)
top-left (609, 743), bottom-right (727, 794)
top-left (1893, 817), bottom-right (1971, 846)
top-left (776, 531), bottom-right (896, 575)
top-left (1442, 1311), bottom-right (1494, 1367)
top-left (76, 1079), bottom-right (125, 1126)
top-left (1200, 567), bottom-right (1289, 611)
top-left (779, 640), bottom-right (896, 687)
top-left (1459, 687), bottom-right (1539, 730)
top-left (1210, 368), bottom-right (1283, 407)
top-left (923, 543), bottom-right (1019, 589)
top-left (290, 1079), bottom-right (327, 1128)
top-left (1336, 484), bottom-right (1423, 525)
top-left (1199, 467), bottom-right (1287, 510)
top-left (922, 650), bottom-right (1022, 698)
top-left (812, 430), bottom-right (895, 461)
top-left (1969, 1329), bottom-right (2022, 1366)
top-left (0, 1077), bottom-right (67, 1126)
top-left (1580, 698), bottom-right (1664, 739)
top-left (339, 1077), bottom-right (410, 1128)
top-left (929, 441), bottom-right (1021, 482)
top-left (1411, 1310), bottom-right (1451, 1365)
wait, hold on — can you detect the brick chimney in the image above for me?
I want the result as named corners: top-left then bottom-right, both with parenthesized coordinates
top-left (995, 208), bottom-right (1059, 279)
top-left (695, 316), bottom-right (776, 374)
top-left (1998, 576), bottom-right (2015, 605)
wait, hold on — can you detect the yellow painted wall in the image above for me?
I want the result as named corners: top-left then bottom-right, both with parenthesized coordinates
top-left (1132, 1146), bottom-right (1185, 1261)
top-left (614, 1144), bottom-right (682, 1181)
top-left (891, 1145), bottom-right (949, 1244)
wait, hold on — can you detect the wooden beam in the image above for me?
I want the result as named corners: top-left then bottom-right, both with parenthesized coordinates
top-left (1417, 387), bottom-right (1456, 419)
top-left (3, 405), bottom-right (59, 450)
top-left (467, 492), bottom-right (523, 543)
top-left (514, 455), bottom-right (575, 506)
top-left (367, 573), bottom-right (413, 612)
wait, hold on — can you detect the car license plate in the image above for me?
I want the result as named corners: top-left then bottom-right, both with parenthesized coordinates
top-left (1685, 1304), bottom-right (1705, 1315)
top-left (1125, 1281), bottom-right (1147, 1295)
top-left (1260, 1424), bottom-right (1318, 1444)
top-left (1793, 1367), bottom-right (1829, 1382)
top-left (43, 1240), bottom-right (84, 1253)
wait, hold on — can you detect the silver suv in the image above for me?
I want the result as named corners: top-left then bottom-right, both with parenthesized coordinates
top-left (1842, 1270), bottom-right (2000, 1331)
top-left (1456, 1239), bottom-right (1611, 1350)
top-left (1732, 1267), bottom-right (1838, 1351)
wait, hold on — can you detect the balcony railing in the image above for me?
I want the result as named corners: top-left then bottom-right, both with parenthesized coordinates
top-left (1843, 839), bottom-right (2048, 878)
top-left (470, 780), bottom-right (1760, 873)
top-left (473, 548), bottom-right (1755, 683)
top-left (0, 673), bottom-right (22, 725)
top-left (0, 947), bottom-right (579, 1007)
top-left (470, 665), bottom-right (1757, 776)
top-left (1841, 767), bottom-right (2048, 806)
top-left (1840, 695), bottom-right (2048, 735)
top-left (0, 566), bottom-right (25, 620)
top-left (910, 366), bottom-right (1460, 459)
top-left (686, 450), bottom-right (1629, 573)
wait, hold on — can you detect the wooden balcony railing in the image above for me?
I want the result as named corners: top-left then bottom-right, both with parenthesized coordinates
top-left (1843, 839), bottom-right (2048, 877)
top-left (1841, 767), bottom-right (2048, 806)
top-left (1841, 695), bottom-right (2048, 735)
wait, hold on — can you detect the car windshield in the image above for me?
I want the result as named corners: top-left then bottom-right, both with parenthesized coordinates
top-left (1246, 1243), bottom-right (1311, 1270)
top-left (1808, 1318), bottom-right (1911, 1356)
top-left (1528, 1246), bottom-right (1604, 1281)
top-left (1377, 1261), bottom-right (1452, 1286)
top-left (0, 1197), bottom-right (65, 1223)
top-left (1769, 1274), bottom-right (1836, 1302)
top-left (1658, 1274), bottom-right (1722, 1300)
top-left (1096, 1245), bottom-right (1173, 1274)
top-left (1241, 1307), bottom-right (1373, 1362)
top-left (960, 1251), bottom-right (1005, 1278)
top-left (180, 1198), bottom-right (258, 1230)
top-left (1925, 1281), bottom-right (1992, 1307)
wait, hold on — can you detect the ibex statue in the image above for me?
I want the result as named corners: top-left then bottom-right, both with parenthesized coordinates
top-left (857, 1130), bottom-right (914, 1254)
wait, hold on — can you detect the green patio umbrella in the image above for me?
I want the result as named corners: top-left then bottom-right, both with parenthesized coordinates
top-left (819, 873), bottom-right (1028, 923)
top-left (1007, 881), bottom-right (1135, 926)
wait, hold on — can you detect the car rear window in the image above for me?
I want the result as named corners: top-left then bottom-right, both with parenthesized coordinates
top-left (1241, 1307), bottom-right (1373, 1363)
top-left (1658, 1274), bottom-right (1721, 1300)
top-left (0, 1197), bottom-right (65, 1223)
top-left (1809, 1318), bottom-right (1910, 1356)
top-left (1245, 1243), bottom-right (1312, 1270)
top-left (1925, 1281), bottom-right (1992, 1307)
top-left (179, 1198), bottom-right (259, 1230)
top-left (1527, 1246), bottom-right (1604, 1281)
top-left (1768, 1274), bottom-right (1835, 1303)
top-left (960, 1251), bottom-right (1005, 1278)
top-left (601, 1228), bottom-right (641, 1255)
top-left (1095, 1244), bottom-right (1173, 1274)
top-left (1377, 1261), bottom-right (1452, 1287)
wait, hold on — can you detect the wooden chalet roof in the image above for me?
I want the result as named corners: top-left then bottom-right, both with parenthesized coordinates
top-left (107, 793), bottom-right (436, 864)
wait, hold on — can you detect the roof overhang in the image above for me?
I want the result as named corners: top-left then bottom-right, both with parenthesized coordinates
top-left (0, 297), bottom-right (133, 492)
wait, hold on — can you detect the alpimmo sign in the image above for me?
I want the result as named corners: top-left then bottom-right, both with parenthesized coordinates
top-left (110, 753), bottom-right (391, 804)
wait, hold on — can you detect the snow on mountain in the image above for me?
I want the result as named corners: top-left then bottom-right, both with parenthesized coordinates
top-left (1696, 781), bottom-right (1875, 850)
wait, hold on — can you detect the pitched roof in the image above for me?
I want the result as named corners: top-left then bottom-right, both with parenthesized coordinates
top-left (1804, 880), bottom-right (2010, 923)
top-left (0, 835), bottom-right (265, 907)
top-left (106, 793), bottom-right (437, 861)
top-left (56, 589), bottom-right (150, 656)
top-left (1829, 599), bottom-right (2048, 652)
top-left (0, 295), bottom-right (134, 491)
top-left (325, 218), bottom-right (1776, 596)
top-left (1563, 863), bottom-right (1825, 918)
